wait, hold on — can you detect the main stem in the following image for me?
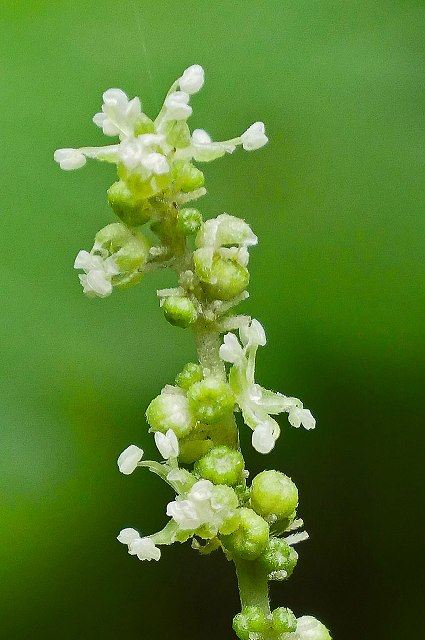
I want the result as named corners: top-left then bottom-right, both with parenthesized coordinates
top-left (173, 218), bottom-right (270, 619)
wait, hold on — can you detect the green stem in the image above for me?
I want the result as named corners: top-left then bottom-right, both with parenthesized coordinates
top-left (193, 320), bottom-right (226, 380)
top-left (234, 558), bottom-right (271, 615)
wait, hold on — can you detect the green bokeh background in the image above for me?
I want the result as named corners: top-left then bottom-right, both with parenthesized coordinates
top-left (1, 1), bottom-right (424, 638)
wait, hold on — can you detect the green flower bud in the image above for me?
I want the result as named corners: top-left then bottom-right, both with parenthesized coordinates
top-left (134, 114), bottom-right (155, 136)
top-left (163, 120), bottom-right (191, 148)
top-left (272, 607), bottom-right (297, 633)
top-left (251, 471), bottom-right (298, 522)
top-left (162, 296), bottom-right (198, 328)
top-left (146, 389), bottom-right (195, 438)
top-left (171, 160), bottom-right (205, 193)
top-left (232, 606), bottom-right (268, 640)
top-left (175, 362), bottom-right (203, 390)
top-left (295, 616), bottom-right (332, 640)
top-left (221, 507), bottom-right (269, 560)
top-left (259, 537), bottom-right (298, 578)
top-left (195, 446), bottom-right (244, 486)
top-left (198, 254), bottom-right (249, 301)
top-left (93, 223), bottom-right (150, 289)
top-left (188, 377), bottom-right (234, 424)
top-left (107, 181), bottom-right (153, 226)
top-left (177, 208), bottom-right (203, 236)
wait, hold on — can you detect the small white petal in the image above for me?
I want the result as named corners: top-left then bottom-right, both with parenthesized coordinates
top-left (166, 499), bottom-right (201, 530)
top-left (129, 537), bottom-right (161, 561)
top-left (288, 407), bottom-right (316, 430)
top-left (154, 429), bottom-right (179, 459)
top-left (191, 128), bottom-right (212, 144)
top-left (54, 148), bottom-right (86, 171)
top-left (164, 91), bottom-right (192, 120)
top-left (117, 444), bottom-right (144, 474)
top-left (240, 319), bottom-right (266, 348)
top-left (240, 122), bottom-right (268, 151)
top-left (142, 152), bottom-right (169, 175)
top-left (252, 422), bottom-right (277, 454)
top-left (117, 527), bottom-right (140, 545)
top-left (79, 269), bottom-right (113, 298)
top-left (74, 250), bottom-right (103, 272)
top-left (219, 332), bottom-right (245, 364)
top-left (189, 479), bottom-right (213, 502)
top-left (179, 65), bottom-right (205, 94)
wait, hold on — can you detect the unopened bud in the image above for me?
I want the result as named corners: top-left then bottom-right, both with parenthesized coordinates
top-left (107, 180), bottom-right (152, 226)
top-left (146, 390), bottom-right (195, 438)
top-left (175, 362), bottom-right (203, 390)
top-left (221, 507), bottom-right (269, 560)
top-left (172, 160), bottom-right (205, 193)
top-left (251, 470), bottom-right (298, 522)
top-left (195, 445), bottom-right (244, 486)
top-left (194, 253), bottom-right (249, 301)
top-left (177, 208), bottom-right (203, 235)
top-left (232, 606), bottom-right (268, 640)
top-left (188, 377), bottom-right (234, 424)
top-left (162, 296), bottom-right (197, 328)
top-left (272, 607), bottom-right (297, 633)
top-left (259, 537), bottom-right (298, 578)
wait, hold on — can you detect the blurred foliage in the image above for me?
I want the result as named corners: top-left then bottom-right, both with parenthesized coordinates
top-left (1, 1), bottom-right (424, 638)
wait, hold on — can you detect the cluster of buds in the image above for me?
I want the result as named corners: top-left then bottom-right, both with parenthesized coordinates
top-left (55, 65), bottom-right (331, 639)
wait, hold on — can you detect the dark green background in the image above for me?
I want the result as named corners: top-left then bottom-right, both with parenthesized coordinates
top-left (1, 1), bottom-right (424, 638)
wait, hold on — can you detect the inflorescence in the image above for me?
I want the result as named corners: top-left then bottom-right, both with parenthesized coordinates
top-left (55, 64), bottom-right (331, 640)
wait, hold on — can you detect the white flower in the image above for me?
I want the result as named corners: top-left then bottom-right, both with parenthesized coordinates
top-left (74, 249), bottom-right (119, 298)
top-left (166, 480), bottom-right (237, 535)
top-left (164, 91), bottom-right (192, 120)
top-left (117, 528), bottom-right (161, 561)
top-left (288, 407), bottom-right (316, 430)
top-left (252, 421), bottom-right (278, 454)
top-left (220, 320), bottom-right (315, 452)
top-left (54, 148), bottom-right (86, 170)
top-left (118, 136), bottom-right (169, 175)
top-left (179, 64), bottom-right (205, 94)
top-left (240, 122), bottom-right (268, 151)
top-left (154, 429), bottom-right (179, 460)
top-left (93, 88), bottom-right (142, 140)
top-left (117, 444), bottom-right (144, 474)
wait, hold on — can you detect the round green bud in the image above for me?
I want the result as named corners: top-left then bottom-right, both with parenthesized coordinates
top-left (107, 181), bottom-right (152, 226)
top-left (259, 537), bottom-right (298, 578)
top-left (188, 377), bottom-right (234, 424)
top-left (295, 616), bottom-right (332, 640)
top-left (272, 607), bottom-right (297, 633)
top-left (201, 256), bottom-right (249, 301)
top-left (221, 507), bottom-right (269, 560)
top-left (251, 471), bottom-right (298, 521)
top-left (162, 296), bottom-right (197, 328)
top-left (146, 391), bottom-right (195, 438)
top-left (232, 606), bottom-right (268, 640)
top-left (171, 160), bottom-right (205, 192)
top-left (177, 208), bottom-right (203, 236)
top-left (163, 120), bottom-right (191, 148)
top-left (175, 362), bottom-right (203, 390)
top-left (195, 446), bottom-right (244, 486)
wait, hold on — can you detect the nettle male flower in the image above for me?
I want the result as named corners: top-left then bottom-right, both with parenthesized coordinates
top-left (56, 64), bottom-right (331, 639)
top-left (220, 319), bottom-right (316, 453)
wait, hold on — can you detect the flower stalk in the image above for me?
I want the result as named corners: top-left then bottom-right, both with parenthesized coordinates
top-left (55, 64), bottom-right (331, 640)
